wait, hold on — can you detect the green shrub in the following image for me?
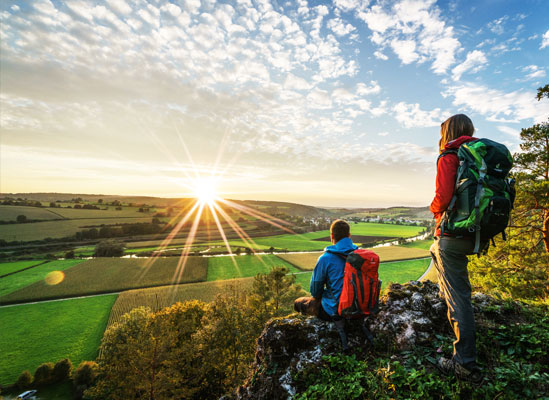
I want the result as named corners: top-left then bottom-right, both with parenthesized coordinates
top-left (33, 362), bottom-right (54, 385)
top-left (73, 361), bottom-right (98, 387)
top-left (15, 370), bottom-right (32, 389)
top-left (53, 358), bottom-right (73, 382)
top-left (93, 240), bottom-right (124, 257)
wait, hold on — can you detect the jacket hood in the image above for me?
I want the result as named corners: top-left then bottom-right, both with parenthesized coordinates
top-left (444, 135), bottom-right (477, 151)
top-left (324, 236), bottom-right (357, 255)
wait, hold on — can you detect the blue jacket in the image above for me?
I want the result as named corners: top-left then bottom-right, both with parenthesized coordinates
top-left (310, 237), bottom-right (358, 316)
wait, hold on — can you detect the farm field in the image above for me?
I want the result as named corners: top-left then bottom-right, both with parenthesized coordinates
top-left (0, 260), bottom-right (84, 298)
top-left (0, 294), bottom-right (116, 386)
top-left (209, 222), bottom-right (424, 251)
top-left (0, 257), bottom-right (208, 304)
top-left (0, 260), bottom-right (46, 277)
top-left (0, 205), bottom-right (64, 221)
top-left (277, 245), bottom-right (430, 271)
top-left (400, 239), bottom-right (432, 250)
top-left (0, 217), bottom-right (158, 241)
top-left (206, 254), bottom-right (302, 281)
top-left (107, 278), bottom-right (255, 328)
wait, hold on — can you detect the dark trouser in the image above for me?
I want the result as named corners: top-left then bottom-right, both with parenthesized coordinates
top-left (431, 236), bottom-right (477, 368)
top-left (294, 296), bottom-right (340, 322)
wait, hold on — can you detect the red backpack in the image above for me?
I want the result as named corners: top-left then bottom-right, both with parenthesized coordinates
top-left (338, 249), bottom-right (381, 318)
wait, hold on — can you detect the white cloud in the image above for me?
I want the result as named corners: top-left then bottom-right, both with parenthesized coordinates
top-left (541, 30), bottom-right (549, 49)
top-left (107, 0), bottom-right (132, 15)
top-left (356, 0), bottom-right (461, 74)
top-left (390, 39), bottom-right (418, 64)
top-left (327, 17), bottom-right (356, 37)
top-left (378, 131), bottom-right (389, 136)
top-left (283, 73), bottom-right (312, 90)
top-left (373, 50), bottom-right (388, 60)
top-left (487, 16), bottom-right (508, 35)
top-left (445, 84), bottom-right (549, 124)
top-left (522, 65), bottom-right (546, 80)
top-left (451, 50), bottom-right (487, 81)
top-left (356, 81), bottom-right (381, 96)
top-left (497, 126), bottom-right (520, 138)
top-left (393, 102), bottom-right (447, 128)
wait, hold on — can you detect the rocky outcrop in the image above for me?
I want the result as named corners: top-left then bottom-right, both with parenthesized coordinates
top-left (235, 281), bottom-right (502, 400)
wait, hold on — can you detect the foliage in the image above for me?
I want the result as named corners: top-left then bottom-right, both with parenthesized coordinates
top-left (537, 84), bottom-right (549, 100)
top-left (0, 295), bottom-right (115, 386)
top-left (52, 358), bottom-right (73, 382)
top-left (33, 362), bottom-right (54, 386)
top-left (469, 120), bottom-right (548, 301)
top-left (73, 361), bottom-right (98, 387)
top-left (87, 303), bottom-right (226, 400)
top-left (93, 240), bottom-right (124, 257)
top-left (293, 302), bottom-right (549, 399)
top-left (248, 266), bottom-right (306, 315)
top-left (15, 370), bottom-right (32, 389)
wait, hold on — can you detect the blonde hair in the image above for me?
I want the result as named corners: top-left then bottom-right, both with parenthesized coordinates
top-left (439, 114), bottom-right (474, 153)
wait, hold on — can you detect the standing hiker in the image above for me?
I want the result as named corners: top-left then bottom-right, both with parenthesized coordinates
top-left (430, 114), bottom-right (482, 382)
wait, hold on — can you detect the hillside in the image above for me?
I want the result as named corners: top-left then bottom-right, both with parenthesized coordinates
top-left (236, 282), bottom-right (549, 400)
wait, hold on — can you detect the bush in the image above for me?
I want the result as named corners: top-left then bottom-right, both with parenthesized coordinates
top-left (65, 250), bottom-right (75, 259)
top-left (15, 370), bottom-right (32, 389)
top-left (73, 361), bottom-right (98, 387)
top-left (53, 358), bottom-right (73, 382)
top-left (93, 240), bottom-right (124, 257)
top-left (34, 362), bottom-right (54, 385)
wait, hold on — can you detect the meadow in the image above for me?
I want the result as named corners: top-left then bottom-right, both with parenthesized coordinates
top-left (0, 259), bottom-right (84, 298)
top-left (0, 205), bottom-right (64, 221)
top-left (0, 260), bottom-right (47, 277)
top-left (0, 294), bottom-right (116, 386)
top-left (206, 254), bottom-right (302, 281)
top-left (0, 217), bottom-right (158, 241)
top-left (0, 257), bottom-right (208, 304)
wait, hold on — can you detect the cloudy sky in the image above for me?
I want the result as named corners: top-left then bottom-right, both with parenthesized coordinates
top-left (1, 0), bottom-right (548, 207)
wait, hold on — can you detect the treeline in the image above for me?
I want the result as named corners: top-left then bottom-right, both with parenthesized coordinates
top-left (82, 267), bottom-right (305, 400)
top-left (75, 221), bottom-right (168, 240)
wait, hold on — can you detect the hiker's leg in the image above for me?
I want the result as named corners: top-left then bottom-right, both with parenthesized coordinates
top-left (433, 237), bottom-right (477, 367)
top-left (294, 296), bottom-right (321, 317)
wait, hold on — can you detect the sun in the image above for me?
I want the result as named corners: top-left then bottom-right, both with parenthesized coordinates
top-left (192, 178), bottom-right (219, 205)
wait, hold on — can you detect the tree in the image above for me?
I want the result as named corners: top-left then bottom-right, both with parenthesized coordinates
top-left (248, 266), bottom-right (306, 316)
top-left (468, 119), bottom-right (549, 300)
top-left (15, 370), bottom-right (32, 389)
top-left (52, 358), bottom-right (73, 382)
top-left (16, 214), bottom-right (27, 223)
top-left (73, 361), bottom-right (98, 387)
top-left (86, 303), bottom-right (223, 400)
top-left (33, 362), bottom-right (54, 385)
top-left (65, 250), bottom-right (75, 259)
top-left (94, 240), bottom-right (124, 257)
top-left (536, 84), bottom-right (549, 101)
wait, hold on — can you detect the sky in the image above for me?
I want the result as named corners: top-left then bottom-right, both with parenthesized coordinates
top-left (0, 0), bottom-right (548, 208)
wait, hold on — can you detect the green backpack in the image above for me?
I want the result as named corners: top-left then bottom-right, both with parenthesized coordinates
top-left (439, 138), bottom-right (515, 254)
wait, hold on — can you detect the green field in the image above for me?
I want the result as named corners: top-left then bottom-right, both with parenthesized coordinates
top-left (0, 294), bottom-right (116, 386)
top-left (208, 223), bottom-right (424, 251)
top-left (401, 239), bottom-right (433, 250)
top-left (0, 205), bottom-right (64, 221)
top-left (0, 217), bottom-right (158, 241)
top-left (0, 257), bottom-right (208, 304)
top-left (0, 260), bottom-right (46, 276)
top-left (0, 260), bottom-right (84, 298)
top-left (292, 258), bottom-right (430, 293)
top-left (207, 254), bottom-right (302, 281)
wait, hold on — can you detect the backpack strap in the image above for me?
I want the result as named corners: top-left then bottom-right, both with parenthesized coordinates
top-left (436, 149), bottom-right (458, 166)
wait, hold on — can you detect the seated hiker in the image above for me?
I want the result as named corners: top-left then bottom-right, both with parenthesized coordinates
top-left (294, 220), bottom-right (357, 348)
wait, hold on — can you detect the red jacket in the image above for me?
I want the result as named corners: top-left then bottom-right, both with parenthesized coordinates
top-left (430, 136), bottom-right (477, 236)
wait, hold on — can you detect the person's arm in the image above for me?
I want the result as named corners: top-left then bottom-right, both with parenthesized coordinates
top-left (310, 257), bottom-right (327, 299)
top-left (430, 153), bottom-right (458, 216)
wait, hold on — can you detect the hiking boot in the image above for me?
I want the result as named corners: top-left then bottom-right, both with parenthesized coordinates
top-left (437, 357), bottom-right (483, 383)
